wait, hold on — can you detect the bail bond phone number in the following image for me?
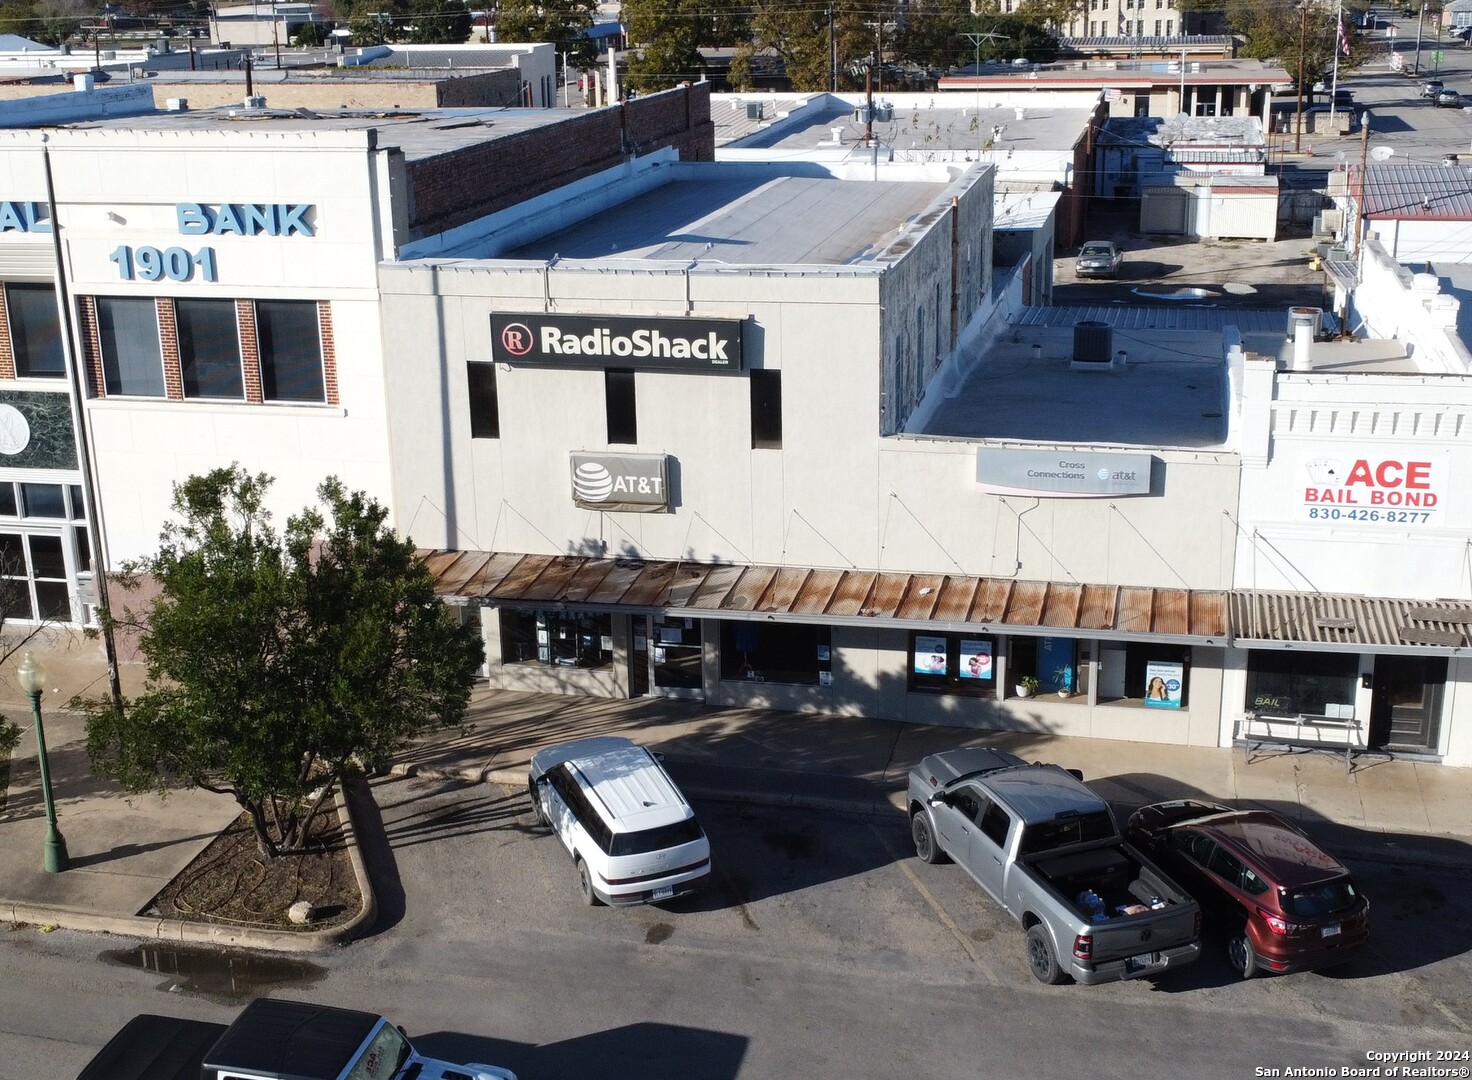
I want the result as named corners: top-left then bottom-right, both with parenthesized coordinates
top-left (1307, 508), bottom-right (1433, 524)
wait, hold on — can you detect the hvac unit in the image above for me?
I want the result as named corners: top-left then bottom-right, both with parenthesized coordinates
top-left (745, 100), bottom-right (763, 120)
top-left (1286, 306), bottom-right (1323, 340)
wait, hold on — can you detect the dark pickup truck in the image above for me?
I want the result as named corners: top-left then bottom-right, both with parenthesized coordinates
top-left (77, 998), bottom-right (517, 1080)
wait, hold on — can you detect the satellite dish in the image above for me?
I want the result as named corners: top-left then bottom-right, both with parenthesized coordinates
top-left (1371, 146), bottom-right (1395, 160)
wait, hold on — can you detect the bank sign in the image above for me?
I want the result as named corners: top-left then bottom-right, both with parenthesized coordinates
top-left (492, 312), bottom-right (744, 373)
top-left (975, 448), bottom-right (1152, 497)
top-left (1298, 452), bottom-right (1448, 526)
top-left (571, 452), bottom-right (670, 512)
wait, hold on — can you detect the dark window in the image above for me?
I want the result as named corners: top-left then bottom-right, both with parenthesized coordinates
top-left (255, 300), bottom-right (325, 403)
top-left (654, 616), bottom-right (702, 688)
top-left (6, 283), bottom-right (64, 378)
top-left (0, 485), bottom-right (16, 517)
top-left (1108, 642), bottom-right (1191, 706)
top-left (1018, 811), bottom-right (1116, 855)
top-left (978, 801), bottom-right (1012, 848)
top-left (27, 534), bottom-right (64, 578)
top-left (1284, 879), bottom-right (1359, 917)
top-left (73, 525), bottom-right (90, 573)
top-left (750, 369), bottom-right (782, 449)
top-left (1207, 844), bottom-right (1247, 886)
top-left (96, 297), bottom-right (164, 397)
top-left (608, 818), bottom-right (705, 856)
top-left (605, 368), bottom-right (636, 445)
top-left (176, 298), bottom-right (243, 399)
top-left (909, 631), bottom-right (995, 695)
top-left (1008, 635), bottom-right (1082, 695)
top-left (1245, 649), bottom-right (1359, 718)
top-left (720, 620), bottom-right (830, 685)
top-left (467, 361), bottom-right (500, 439)
top-left (952, 790), bottom-right (982, 820)
top-left (21, 484), bottom-right (65, 518)
top-left (499, 608), bottom-right (611, 668)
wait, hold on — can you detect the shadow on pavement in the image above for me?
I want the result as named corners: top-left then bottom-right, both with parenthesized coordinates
top-left (416, 1022), bottom-right (748, 1080)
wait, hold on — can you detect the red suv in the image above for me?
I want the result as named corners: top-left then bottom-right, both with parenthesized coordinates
top-left (1125, 801), bottom-right (1369, 979)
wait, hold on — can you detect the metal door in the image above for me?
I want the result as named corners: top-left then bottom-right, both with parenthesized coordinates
top-left (1369, 655), bottom-right (1445, 752)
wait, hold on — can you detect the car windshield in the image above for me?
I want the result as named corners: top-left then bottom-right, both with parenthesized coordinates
top-left (1283, 878), bottom-right (1359, 917)
top-left (1080, 244), bottom-right (1113, 257)
top-left (343, 1022), bottom-right (411, 1080)
top-left (608, 816), bottom-right (704, 856)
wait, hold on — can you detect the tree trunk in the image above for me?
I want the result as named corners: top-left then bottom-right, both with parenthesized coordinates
top-left (241, 797), bottom-right (281, 860)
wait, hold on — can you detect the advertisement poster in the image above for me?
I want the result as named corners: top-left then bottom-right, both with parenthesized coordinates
top-left (1297, 453), bottom-right (1448, 527)
top-left (914, 635), bottom-right (948, 675)
top-left (1145, 661), bottom-right (1184, 708)
top-left (959, 640), bottom-right (993, 680)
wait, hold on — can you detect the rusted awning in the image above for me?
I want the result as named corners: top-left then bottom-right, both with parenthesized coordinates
top-left (418, 550), bottom-right (1230, 643)
top-left (1232, 591), bottom-right (1472, 655)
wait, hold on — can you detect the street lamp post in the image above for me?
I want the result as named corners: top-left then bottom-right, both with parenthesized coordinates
top-left (17, 651), bottom-right (68, 873)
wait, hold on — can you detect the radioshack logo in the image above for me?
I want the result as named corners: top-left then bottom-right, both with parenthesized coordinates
top-left (500, 323), bottom-right (534, 356)
top-left (572, 461), bottom-right (615, 503)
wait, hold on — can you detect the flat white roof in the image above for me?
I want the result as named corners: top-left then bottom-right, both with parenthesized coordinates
top-left (505, 173), bottom-right (950, 267)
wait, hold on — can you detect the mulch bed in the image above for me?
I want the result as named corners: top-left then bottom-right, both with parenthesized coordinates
top-left (143, 801), bottom-right (362, 931)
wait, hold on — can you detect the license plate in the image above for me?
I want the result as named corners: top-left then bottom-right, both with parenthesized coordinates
top-left (1126, 951), bottom-right (1163, 973)
top-left (1321, 922), bottom-right (1340, 937)
top-left (651, 885), bottom-right (674, 900)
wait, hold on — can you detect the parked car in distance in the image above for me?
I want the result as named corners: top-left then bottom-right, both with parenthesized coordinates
top-left (1435, 87), bottom-right (1464, 107)
top-left (1402, 4), bottom-right (1415, 15)
top-left (1075, 240), bottom-right (1123, 278)
top-left (1332, 88), bottom-right (1354, 106)
top-left (1422, 79), bottom-right (1445, 97)
top-left (528, 735), bottom-right (711, 906)
top-left (1125, 800), bottom-right (1369, 979)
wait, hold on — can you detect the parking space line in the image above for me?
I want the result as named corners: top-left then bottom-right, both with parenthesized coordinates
top-left (872, 823), bottom-right (1005, 985)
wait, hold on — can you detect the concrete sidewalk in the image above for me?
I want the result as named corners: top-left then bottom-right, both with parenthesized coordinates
top-left (2, 637), bottom-right (1470, 952)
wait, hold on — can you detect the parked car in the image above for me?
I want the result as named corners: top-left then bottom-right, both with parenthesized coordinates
top-left (1435, 87), bottom-right (1464, 107)
top-left (528, 735), bottom-right (711, 906)
top-left (1074, 240), bottom-right (1123, 278)
top-left (1125, 800), bottom-right (1370, 979)
top-left (1422, 79), bottom-right (1445, 98)
top-left (1332, 88), bottom-right (1354, 106)
top-left (1402, 4), bottom-right (1415, 15)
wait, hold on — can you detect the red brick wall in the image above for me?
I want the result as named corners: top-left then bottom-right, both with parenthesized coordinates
top-left (79, 296), bottom-right (104, 398)
top-left (404, 82), bottom-right (714, 238)
top-left (318, 300), bottom-right (338, 406)
top-left (238, 299), bottom-right (263, 404)
top-left (158, 298), bottom-right (183, 401)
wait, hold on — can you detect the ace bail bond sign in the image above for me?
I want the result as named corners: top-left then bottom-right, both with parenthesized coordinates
top-left (491, 312), bottom-right (744, 373)
top-left (1297, 452), bottom-right (1449, 526)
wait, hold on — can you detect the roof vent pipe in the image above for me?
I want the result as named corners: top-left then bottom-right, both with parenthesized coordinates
top-left (72, 73), bottom-right (93, 92)
top-left (1291, 321), bottom-right (1313, 372)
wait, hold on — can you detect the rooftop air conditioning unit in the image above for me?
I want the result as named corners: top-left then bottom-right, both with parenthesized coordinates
top-left (874, 100), bottom-right (894, 122)
top-left (745, 100), bottom-right (763, 120)
top-left (1286, 306), bottom-right (1323, 341)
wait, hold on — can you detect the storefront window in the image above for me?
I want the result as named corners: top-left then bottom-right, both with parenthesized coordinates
top-left (721, 621), bottom-right (831, 685)
top-left (1245, 650), bottom-right (1359, 719)
top-left (1009, 636), bottom-right (1081, 695)
top-left (1099, 642), bottom-right (1190, 708)
top-left (908, 631), bottom-right (996, 695)
top-left (654, 617), bottom-right (702, 688)
top-left (499, 609), bottom-right (612, 669)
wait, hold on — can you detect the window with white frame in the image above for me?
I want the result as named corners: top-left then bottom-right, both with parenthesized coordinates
top-left (5, 283), bottom-right (65, 378)
top-left (0, 480), bottom-right (89, 624)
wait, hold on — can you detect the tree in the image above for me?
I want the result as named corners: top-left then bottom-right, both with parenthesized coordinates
top-left (408, 0), bottom-right (472, 44)
top-left (624, 0), bottom-right (746, 92)
top-left (1224, 0), bottom-right (1371, 87)
top-left (77, 467), bottom-right (484, 859)
top-left (496, 0), bottom-right (599, 69)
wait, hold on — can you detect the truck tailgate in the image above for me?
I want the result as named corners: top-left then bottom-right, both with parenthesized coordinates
top-left (76, 1015), bottom-right (228, 1080)
top-left (1086, 903), bottom-right (1198, 963)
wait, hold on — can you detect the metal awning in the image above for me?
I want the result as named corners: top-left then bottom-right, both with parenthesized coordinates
top-left (419, 550), bottom-right (1228, 643)
top-left (1231, 592), bottom-right (1472, 655)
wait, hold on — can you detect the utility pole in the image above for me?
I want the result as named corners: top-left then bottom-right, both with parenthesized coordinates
top-left (829, 5), bottom-right (836, 92)
top-left (1414, 3), bottom-right (1425, 73)
top-left (1295, 2), bottom-right (1308, 153)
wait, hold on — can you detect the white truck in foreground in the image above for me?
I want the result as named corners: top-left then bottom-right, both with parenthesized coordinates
top-left (908, 746), bottom-right (1202, 985)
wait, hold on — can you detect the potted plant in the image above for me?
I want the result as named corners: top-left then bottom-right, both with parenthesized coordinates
top-left (1016, 674), bottom-right (1040, 698)
top-left (1054, 665), bottom-right (1074, 698)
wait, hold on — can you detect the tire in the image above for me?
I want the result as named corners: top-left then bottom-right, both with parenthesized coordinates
top-left (528, 780), bottom-right (546, 826)
top-left (575, 858), bottom-right (602, 907)
top-left (1026, 925), bottom-right (1067, 985)
top-left (1227, 931), bottom-right (1258, 980)
top-left (910, 810), bottom-right (947, 864)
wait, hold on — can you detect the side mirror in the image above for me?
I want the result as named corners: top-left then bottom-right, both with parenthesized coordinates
top-left (927, 790), bottom-right (949, 807)
top-left (653, 751), bottom-right (667, 763)
top-left (1066, 769), bottom-right (1084, 781)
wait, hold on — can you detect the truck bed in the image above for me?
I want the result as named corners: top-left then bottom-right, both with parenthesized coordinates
top-left (76, 1015), bottom-right (228, 1080)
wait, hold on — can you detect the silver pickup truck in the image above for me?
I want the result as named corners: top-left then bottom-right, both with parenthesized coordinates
top-left (907, 747), bottom-right (1201, 985)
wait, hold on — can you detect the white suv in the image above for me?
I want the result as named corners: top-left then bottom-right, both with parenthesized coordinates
top-left (528, 736), bottom-right (711, 906)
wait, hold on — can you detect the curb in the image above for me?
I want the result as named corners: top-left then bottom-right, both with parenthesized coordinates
top-left (0, 783), bottom-right (378, 954)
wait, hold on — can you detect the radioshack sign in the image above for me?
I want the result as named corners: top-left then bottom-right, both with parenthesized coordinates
top-left (1298, 452), bottom-right (1448, 526)
top-left (571, 452), bottom-right (671, 513)
top-left (491, 312), bottom-right (744, 373)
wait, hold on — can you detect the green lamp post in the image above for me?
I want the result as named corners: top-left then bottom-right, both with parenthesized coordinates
top-left (17, 651), bottom-right (69, 873)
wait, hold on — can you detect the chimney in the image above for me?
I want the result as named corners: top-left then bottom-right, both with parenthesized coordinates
top-left (72, 73), bottom-right (94, 92)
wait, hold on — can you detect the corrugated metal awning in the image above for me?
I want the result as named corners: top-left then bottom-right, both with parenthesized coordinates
top-left (420, 550), bottom-right (1229, 643)
top-left (1231, 592), bottom-right (1472, 654)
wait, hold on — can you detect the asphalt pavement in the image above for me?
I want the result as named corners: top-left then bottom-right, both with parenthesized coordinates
top-left (0, 636), bottom-right (1469, 952)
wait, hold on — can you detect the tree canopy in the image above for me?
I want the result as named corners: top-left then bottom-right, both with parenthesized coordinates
top-left (496, 0), bottom-right (600, 68)
top-left (78, 467), bottom-right (484, 858)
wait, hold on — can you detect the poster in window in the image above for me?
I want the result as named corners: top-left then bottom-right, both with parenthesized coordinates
top-left (913, 635), bottom-right (949, 675)
top-left (1145, 660), bottom-right (1184, 708)
top-left (819, 670), bottom-right (833, 687)
top-left (817, 644), bottom-right (831, 662)
top-left (959, 640), bottom-right (993, 680)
